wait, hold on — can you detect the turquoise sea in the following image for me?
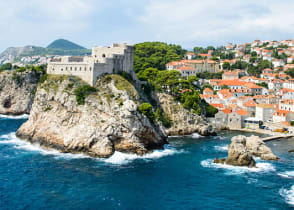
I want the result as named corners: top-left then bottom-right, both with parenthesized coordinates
top-left (0, 115), bottom-right (294, 209)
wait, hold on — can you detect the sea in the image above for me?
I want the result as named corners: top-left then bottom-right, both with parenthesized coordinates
top-left (0, 115), bottom-right (294, 209)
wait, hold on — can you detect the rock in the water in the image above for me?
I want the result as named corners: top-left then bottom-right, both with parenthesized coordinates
top-left (225, 135), bottom-right (256, 167)
top-left (16, 74), bottom-right (167, 158)
top-left (246, 135), bottom-right (279, 160)
top-left (289, 149), bottom-right (294, 153)
top-left (213, 158), bottom-right (226, 164)
top-left (0, 70), bottom-right (42, 115)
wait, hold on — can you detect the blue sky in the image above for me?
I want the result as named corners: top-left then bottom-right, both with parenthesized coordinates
top-left (1, 0), bottom-right (294, 51)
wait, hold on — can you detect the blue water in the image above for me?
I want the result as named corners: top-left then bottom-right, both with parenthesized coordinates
top-left (0, 116), bottom-right (294, 209)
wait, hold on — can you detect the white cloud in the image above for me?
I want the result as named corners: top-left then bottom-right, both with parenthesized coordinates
top-left (138, 0), bottom-right (294, 46)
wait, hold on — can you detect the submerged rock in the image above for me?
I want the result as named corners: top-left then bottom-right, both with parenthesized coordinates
top-left (16, 74), bottom-right (167, 158)
top-left (213, 158), bottom-right (226, 164)
top-left (246, 135), bottom-right (279, 160)
top-left (225, 135), bottom-right (256, 167)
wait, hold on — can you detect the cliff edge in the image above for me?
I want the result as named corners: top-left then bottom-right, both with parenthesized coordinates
top-left (0, 69), bottom-right (43, 115)
top-left (16, 74), bottom-right (167, 158)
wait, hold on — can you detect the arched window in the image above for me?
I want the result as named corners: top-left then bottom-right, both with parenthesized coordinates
top-left (61, 68), bottom-right (63, 71)
top-left (89, 67), bottom-right (92, 71)
top-left (80, 67), bottom-right (82, 71)
top-left (65, 67), bottom-right (67, 71)
top-left (102, 54), bottom-right (106, 58)
top-left (70, 67), bottom-right (72, 71)
top-left (85, 67), bottom-right (87, 71)
top-left (75, 67), bottom-right (77, 71)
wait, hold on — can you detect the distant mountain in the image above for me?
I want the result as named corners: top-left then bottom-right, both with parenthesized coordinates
top-left (0, 39), bottom-right (91, 64)
top-left (47, 39), bottom-right (86, 50)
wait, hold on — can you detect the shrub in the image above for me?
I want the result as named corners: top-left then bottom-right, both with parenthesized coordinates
top-left (39, 74), bottom-right (48, 84)
top-left (74, 85), bottom-right (97, 105)
top-left (155, 108), bottom-right (172, 128)
top-left (138, 103), bottom-right (155, 123)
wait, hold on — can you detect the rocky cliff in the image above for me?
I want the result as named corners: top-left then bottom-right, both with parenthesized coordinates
top-left (0, 70), bottom-right (42, 115)
top-left (157, 93), bottom-right (215, 136)
top-left (16, 74), bottom-right (167, 158)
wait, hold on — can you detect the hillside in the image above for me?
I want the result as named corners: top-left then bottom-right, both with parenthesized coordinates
top-left (0, 39), bottom-right (91, 63)
top-left (47, 39), bottom-right (86, 50)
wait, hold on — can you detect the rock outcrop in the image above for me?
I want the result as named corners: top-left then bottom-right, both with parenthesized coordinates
top-left (225, 135), bottom-right (256, 167)
top-left (0, 70), bottom-right (42, 115)
top-left (214, 135), bottom-right (279, 167)
top-left (16, 74), bottom-right (167, 158)
top-left (156, 93), bottom-right (216, 136)
top-left (246, 135), bottom-right (279, 160)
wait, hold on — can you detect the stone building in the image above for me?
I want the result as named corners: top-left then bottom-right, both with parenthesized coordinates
top-left (47, 43), bottom-right (136, 86)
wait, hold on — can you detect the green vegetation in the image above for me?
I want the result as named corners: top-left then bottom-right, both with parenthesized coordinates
top-left (138, 103), bottom-right (172, 127)
top-left (74, 85), bottom-right (97, 105)
top-left (134, 42), bottom-right (186, 73)
top-left (256, 82), bottom-right (268, 89)
top-left (138, 103), bottom-right (156, 123)
top-left (285, 69), bottom-right (294, 78)
top-left (196, 71), bottom-right (223, 79)
top-left (0, 63), bottom-right (12, 71)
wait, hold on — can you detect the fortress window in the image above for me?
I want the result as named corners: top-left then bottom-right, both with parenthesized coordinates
top-left (65, 67), bottom-right (68, 70)
top-left (75, 67), bottom-right (77, 71)
top-left (70, 67), bottom-right (72, 71)
top-left (80, 67), bottom-right (82, 71)
top-left (61, 68), bottom-right (63, 71)
top-left (85, 67), bottom-right (87, 71)
top-left (102, 54), bottom-right (106, 58)
top-left (89, 67), bottom-right (92, 71)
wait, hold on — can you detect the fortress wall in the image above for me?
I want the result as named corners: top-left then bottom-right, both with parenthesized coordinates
top-left (47, 62), bottom-right (94, 85)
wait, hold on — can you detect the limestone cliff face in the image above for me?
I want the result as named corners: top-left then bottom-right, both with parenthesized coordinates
top-left (16, 74), bottom-right (167, 158)
top-left (0, 70), bottom-right (41, 115)
top-left (156, 93), bottom-right (215, 136)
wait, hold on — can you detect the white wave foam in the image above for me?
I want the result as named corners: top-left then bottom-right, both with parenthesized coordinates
top-left (104, 146), bottom-right (184, 165)
top-left (280, 186), bottom-right (294, 205)
top-left (201, 159), bottom-right (276, 174)
top-left (191, 133), bottom-right (203, 139)
top-left (0, 132), bottom-right (89, 159)
top-left (0, 132), bottom-right (184, 164)
top-left (214, 145), bottom-right (228, 152)
top-left (213, 136), bottom-right (227, 140)
top-left (278, 171), bottom-right (294, 178)
top-left (0, 114), bottom-right (29, 119)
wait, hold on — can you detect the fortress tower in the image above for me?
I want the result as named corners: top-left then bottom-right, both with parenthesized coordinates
top-left (47, 43), bottom-right (136, 86)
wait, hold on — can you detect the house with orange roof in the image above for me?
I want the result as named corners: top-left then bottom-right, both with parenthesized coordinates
top-left (222, 71), bottom-right (239, 80)
top-left (262, 68), bottom-right (274, 74)
top-left (243, 100), bottom-right (256, 117)
top-left (272, 59), bottom-right (285, 68)
top-left (279, 88), bottom-right (294, 100)
top-left (210, 103), bottom-right (224, 110)
top-left (287, 56), bottom-right (294, 64)
top-left (279, 99), bottom-right (294, 112)
top-left (268, 79), bottom-right (283, 92)
top-left (214, 79), bottom-right (246, 91)
top-left (273, 110), bottom-right (294, 123)
top-left (243, 83), bottom-right (264, 95)
top-left (227, 109), bottom-right (249, 129)
top-left (203, 88), bottom-right (213, 95)
top-left (185, 52), bottom-right (196, 60)
top-left (200, 94), bottom-right (221, 104)
top-left (255, 104), bottom-right (276, 122)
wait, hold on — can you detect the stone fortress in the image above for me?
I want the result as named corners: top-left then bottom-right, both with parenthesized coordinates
top-left (47, 43), bottom-right (137, 86)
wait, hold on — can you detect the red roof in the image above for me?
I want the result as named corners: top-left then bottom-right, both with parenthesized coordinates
top-left (235, 109), bottom-right (249, 116)
top-left (222, 108), bottom-right (232, 114)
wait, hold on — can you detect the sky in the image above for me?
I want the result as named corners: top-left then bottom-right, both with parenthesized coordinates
top-left (0, 0), bottom-right (294, 51)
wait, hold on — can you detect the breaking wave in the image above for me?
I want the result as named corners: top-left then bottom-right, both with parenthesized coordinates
top-left (278, 171), bottom-right (294, 179)
top-left (103, 146), bottom-right (184, 165)
top-left (201, 159), bottom-right (276, 175)
top-left (0, 114), bottom-right (29, 119)
top-left (280, 186), bottom-right (294, 206)
top-left (214, 145), bottom-right (229, 152)
top-left (0, 132), bottom-right (184, 164)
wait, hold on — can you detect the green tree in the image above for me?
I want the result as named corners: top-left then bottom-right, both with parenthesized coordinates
top-left (222, 62), bottom-right (231, 70)
top-left (138, 103), bottom-right (155, 123)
